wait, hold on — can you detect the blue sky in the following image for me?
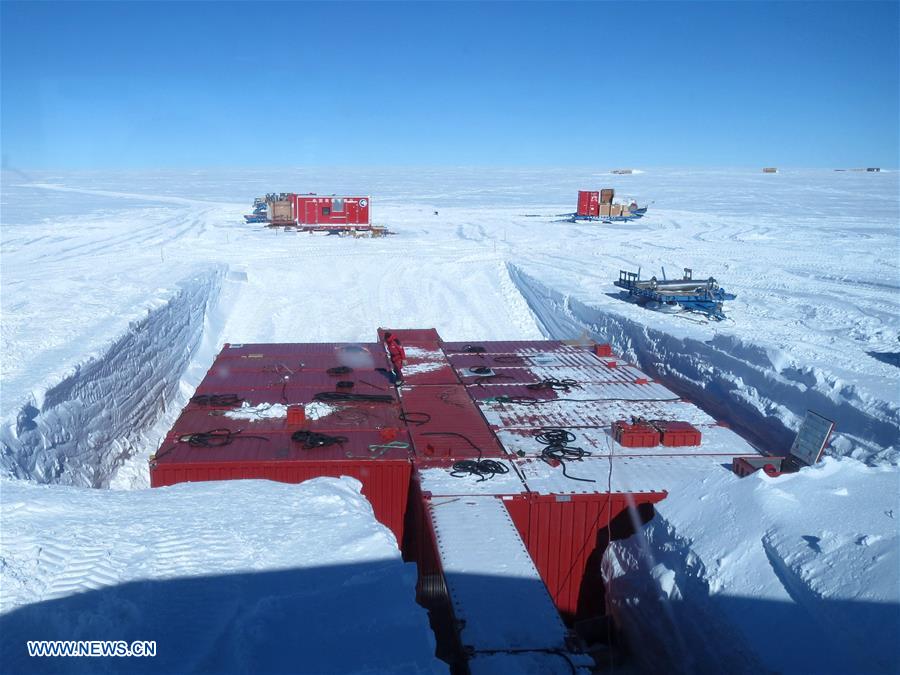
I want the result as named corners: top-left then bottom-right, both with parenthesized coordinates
top-left (2, 1), bottom-right (897, 169)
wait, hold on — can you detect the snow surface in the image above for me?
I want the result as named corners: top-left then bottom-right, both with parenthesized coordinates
top-left (2, 167), bottom-right (898, 672)
top-left (0, 476), bottom-right (444, 674)
top-left (603, 457), bottom-right (900, 674)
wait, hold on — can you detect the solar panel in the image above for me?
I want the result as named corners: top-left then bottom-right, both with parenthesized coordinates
top-left (789, 410), bottom-right (835, 466)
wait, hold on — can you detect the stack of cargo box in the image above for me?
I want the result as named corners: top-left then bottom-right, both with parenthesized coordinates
top-left (149, 342), bottom-right (412, 541)
top-left (150, 328), bottom-right (766, 674)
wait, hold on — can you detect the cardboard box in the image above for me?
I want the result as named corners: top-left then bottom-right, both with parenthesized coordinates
top-left (270, 201), bottom-right (293, 222)
top-left (599, 204), bottom-right (611, 217)
top-left (610, 204), bottom-right (623, 217)
top-left (600, 188), bottom-right (615, 204)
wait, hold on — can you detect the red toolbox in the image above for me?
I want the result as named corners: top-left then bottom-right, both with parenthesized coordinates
top-left (612, 420), bottom-right (659, 448)
top-left (656, 421), bottom-right (702, 447)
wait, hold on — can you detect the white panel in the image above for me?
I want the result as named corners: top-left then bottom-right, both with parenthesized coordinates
top-left (429, 497), bottom-right (569, 652)
top-left (417, 461), bottom-right (527, 496)
top-left (789, 410), bottom-right (835, 466)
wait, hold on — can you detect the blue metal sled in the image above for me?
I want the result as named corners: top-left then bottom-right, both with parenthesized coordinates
top-left (614, 268), bottom-right (736, 321)
top-left (570, 207), bottom-right (648, 223)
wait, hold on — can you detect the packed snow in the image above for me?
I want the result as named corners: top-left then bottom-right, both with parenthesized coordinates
top-left (0, 476), bottom-right (444, 674)
top-left (603, 457), bottom-right (899, 674)
top-left (1, 167), bottom-right (898, 672)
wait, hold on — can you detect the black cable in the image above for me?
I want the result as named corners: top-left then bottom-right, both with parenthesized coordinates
top-left (290, 430), bottom-right (348, 449)
top-left (534, 427), bottom-right (596, 483)
top-left (190, 394), bottom-right (243, 407)
top-left (313, 392), bottom-right (394, 403)
top-left (450, 459), bottom-right (509, 482)
top-left (439, 390), bottom-right (466, 408)
top-left (488, 396), bottom-right (682, 405)
top-left (399, 411), bottom-right (431, 426)
top-left (470, 366), bottom-right (493, 375)
top-left (451, 345), bottom-right (485, 353)
top-left (358, 378), bottom-right (388, 392)
top-left (473, 373), bottom-right (515, 386)
top-left (526, 377), bottom-right (579, 391)
top-left (327, 366), bottom-right (353, 375)
top-left (177, 428), bottom-right (269, 447)
top-left (493, 395), bottom-right (538, 404)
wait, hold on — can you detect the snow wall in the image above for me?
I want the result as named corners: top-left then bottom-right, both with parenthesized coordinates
top-left (507, 263), bottom-right (899, 465)
top-left (0, 268), bottom-right (225, 488)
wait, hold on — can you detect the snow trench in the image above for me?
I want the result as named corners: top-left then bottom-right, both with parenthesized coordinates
top-left (0, 268), bottom-right (225, 489)
top-left (507, 263), bottom-right (899, 464)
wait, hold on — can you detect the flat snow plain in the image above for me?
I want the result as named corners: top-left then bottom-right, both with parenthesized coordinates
top-left (1, 167), bottom-right (898, 673)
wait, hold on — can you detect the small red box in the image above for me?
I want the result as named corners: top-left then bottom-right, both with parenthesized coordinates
top-left (612, 421), bottom-right (659, 448)
top-left (733, 456), bottom-right (785, 478)
top-left (593, 343), bottom-right (613, 357)
top-left (287, 405), bottom-right (305, 426)
top-left (657, 421), bottom-right (701, 447)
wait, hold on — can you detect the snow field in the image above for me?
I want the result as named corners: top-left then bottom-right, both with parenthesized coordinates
top-left (1, 167), bottom-right (897, 673)
top-left (0, 477), bottom-right (446, 674)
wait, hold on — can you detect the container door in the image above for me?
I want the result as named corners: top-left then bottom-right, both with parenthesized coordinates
top-left (358, 197), bottom-right (370, 224)
top-left (330, 197), bottom-right (346, 223)
top-left (577, 191), bottom-right (588, 216)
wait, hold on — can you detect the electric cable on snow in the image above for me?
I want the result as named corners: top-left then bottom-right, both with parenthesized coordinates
top-left (450, 459), bottom-right (510, 482)
top-left (527, 377), bottom-right (578, 392)
top-left (535, 427), bottom-right (595, 483)
top-left (422, 431), bottom-right (511, 482)
top-left (491, 395), bottom-right (681, 405)
top-left (492, 355), bottom-right (525, 364)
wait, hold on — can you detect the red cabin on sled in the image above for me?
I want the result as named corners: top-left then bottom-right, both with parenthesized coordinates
top-left (292, 194), bottom-right (370, 227)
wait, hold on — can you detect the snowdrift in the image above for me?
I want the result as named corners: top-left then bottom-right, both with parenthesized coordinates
top-left (0, 476), bottom-right (444, 674)
top-left (602, 457), bottom-right (899, 674)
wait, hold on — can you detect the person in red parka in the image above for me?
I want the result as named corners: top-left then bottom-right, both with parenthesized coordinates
top-left (384, 332), bottom-right (406, 385)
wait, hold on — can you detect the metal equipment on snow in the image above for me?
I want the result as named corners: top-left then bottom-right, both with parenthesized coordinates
top-left (614, 267), bottom-right (736, 320)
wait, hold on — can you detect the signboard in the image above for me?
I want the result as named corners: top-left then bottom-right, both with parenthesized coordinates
top-left (788, 410), bottom-right (835, 466)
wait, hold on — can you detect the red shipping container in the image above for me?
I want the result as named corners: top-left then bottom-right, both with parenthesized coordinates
top-left (400, 385), bottom-right (506, 459)
top-left (507, 492), bottom-right (665, 620)
top-left (577, 190), bottom-right (600, 217)
top-left (612, 420), bottom-right (659, 448)
top-left (150, 432), bottom-right (411, 542)
top-left (657, 421), bottom-right (702, 447)
top-left (293, 194), bottom-right (370, 226)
